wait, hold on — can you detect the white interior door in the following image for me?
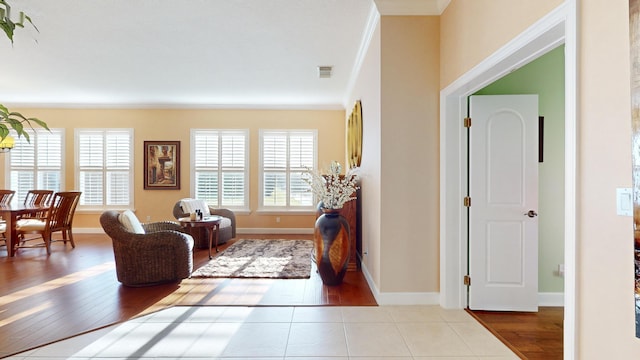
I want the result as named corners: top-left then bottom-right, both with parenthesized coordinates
top-left (468, 94), bottom-right (539, 312)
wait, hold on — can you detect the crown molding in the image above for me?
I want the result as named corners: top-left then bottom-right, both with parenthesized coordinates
top-left (2, 102), bottom-right (346, 111)
top-left (374, 0), bottom-right (451, 16)
top-left (343, 1), bottom-right (380, 108)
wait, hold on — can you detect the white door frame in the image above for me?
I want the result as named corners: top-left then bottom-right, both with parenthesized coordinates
top-left (438, 1), bottom-right (577, 359)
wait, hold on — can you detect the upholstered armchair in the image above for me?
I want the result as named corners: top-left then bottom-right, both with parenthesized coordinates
top-left (172, 199), bottom-right (236, 249)
top-left (100, 210), bottom-right (194, 287)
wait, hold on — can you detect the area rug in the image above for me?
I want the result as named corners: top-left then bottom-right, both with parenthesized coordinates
top-left (190, 239), bottom-right (314, 279)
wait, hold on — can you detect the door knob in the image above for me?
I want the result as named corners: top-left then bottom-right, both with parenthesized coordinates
top-left (525, 210), bottom-right (538, 218)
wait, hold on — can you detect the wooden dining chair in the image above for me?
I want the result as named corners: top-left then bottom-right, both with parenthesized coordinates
top-left (20, 190), bottom-right (54, 219)
top-left (0, 190), bottom-right (15, 242)
top-left (0, 221), bottom-right (6, 244)
top-left (0, 190), bottom-right (15, 205)
top-left (24, 190), bottom-right (54, 207)
top-left (16, 191), bottom-right (82, 255)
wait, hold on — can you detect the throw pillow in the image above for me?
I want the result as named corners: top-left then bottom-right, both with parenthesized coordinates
top-left (179, 198), bottom-right (211, 217)
top-left (118, 210), bottom-right (145, 234)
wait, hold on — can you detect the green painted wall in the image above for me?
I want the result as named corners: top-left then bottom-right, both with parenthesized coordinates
top-left (475, 45), bottom-right (565, 294)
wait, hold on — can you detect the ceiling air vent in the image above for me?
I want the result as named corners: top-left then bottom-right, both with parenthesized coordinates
top-left (318, 66), bottom-right (332, 78)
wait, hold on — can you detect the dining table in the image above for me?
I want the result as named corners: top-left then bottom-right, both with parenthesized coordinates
top-left (0, 204), bottom-right (49, 257)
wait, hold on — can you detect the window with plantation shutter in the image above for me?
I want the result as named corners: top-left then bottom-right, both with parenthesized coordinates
top-left (76, 129), bottom-right (133, 210)
top-left (192, 129), bottom-right (248, 210)
top-left (259, 130), bottom-right (316, 210)
top-left (6, 129), bottom-right (64, 206)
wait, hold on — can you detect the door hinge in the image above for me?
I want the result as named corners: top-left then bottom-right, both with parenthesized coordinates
top-left (463, 196), bottom-right (471, 207)
top-left (464, 275), bottom-right (471, 286)
top-left (464, 117), bottom-right (471, 128)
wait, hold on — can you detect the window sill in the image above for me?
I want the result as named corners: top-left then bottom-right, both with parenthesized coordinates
top-left (76, 207), bottom-right (133, 214)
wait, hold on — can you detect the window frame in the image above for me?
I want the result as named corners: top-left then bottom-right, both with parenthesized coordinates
top-left (190, 129), bottom-right (250, 212)
top-left (258, 129), bottom-right (318, 212)
top-left (5, 128), bottom-right (65, 206)
top-left (74, 128), bottom-right (134, 212)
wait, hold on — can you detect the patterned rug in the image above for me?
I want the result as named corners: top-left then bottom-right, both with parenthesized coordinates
top-left (190, 239), bottom-right (314, 279)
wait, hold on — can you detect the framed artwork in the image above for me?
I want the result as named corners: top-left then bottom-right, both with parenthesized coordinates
top-left (539, 116), bottom-right (544, 163)
top-left (144, 141), bottom-right (180, 190)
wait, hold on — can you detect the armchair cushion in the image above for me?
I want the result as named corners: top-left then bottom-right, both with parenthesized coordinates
top-left (179, 198), bottom-right (210, 217)
top-left (118, 210), bottom-right (145, 234)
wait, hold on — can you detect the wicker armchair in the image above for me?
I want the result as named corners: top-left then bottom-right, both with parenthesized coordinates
top-left (172, 200), bottom-right (236, 249)
top-left (100, 210), bottom-right (194, 287)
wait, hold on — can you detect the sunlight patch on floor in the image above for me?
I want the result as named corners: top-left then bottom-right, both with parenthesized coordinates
top-left (0, 262), bottom-right (113, 307)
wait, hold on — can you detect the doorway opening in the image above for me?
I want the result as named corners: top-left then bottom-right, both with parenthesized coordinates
top-left (439, 2), bottom-right (576, 359)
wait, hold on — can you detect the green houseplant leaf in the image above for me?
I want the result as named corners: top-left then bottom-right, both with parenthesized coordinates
top-left (0, 0), bottom-right (47, 143)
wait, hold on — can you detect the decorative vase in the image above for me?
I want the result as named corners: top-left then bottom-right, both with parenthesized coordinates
top-left (314, 208), bottom-right (350, 285)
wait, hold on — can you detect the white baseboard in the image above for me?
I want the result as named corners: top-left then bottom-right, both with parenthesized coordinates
top-left (78, 227), bottom-right (314, 235)
top-left (362, 262), bottom-right (562, 307)
top-left (538, 292), bottom-right (564, 307)
top-left (75, 227), bottom-right (103, 234)
top-left (360, 262), bottom-right (440, 305)
top-left (237, 228), bottom-right (313, 235)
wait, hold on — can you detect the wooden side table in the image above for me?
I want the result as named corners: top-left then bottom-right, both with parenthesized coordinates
top-left (178, 215), bottom-right (222, 259)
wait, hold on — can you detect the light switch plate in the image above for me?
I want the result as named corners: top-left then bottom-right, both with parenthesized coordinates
top-left (616, 188), bottom-right (633, 216)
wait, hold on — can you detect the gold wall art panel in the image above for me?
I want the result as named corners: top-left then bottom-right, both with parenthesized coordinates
top-left (347, 100), bottom-right (363, 169)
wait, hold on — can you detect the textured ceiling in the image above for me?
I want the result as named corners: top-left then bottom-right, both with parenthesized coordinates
top-left (0, 0), bottom-right (448, 109)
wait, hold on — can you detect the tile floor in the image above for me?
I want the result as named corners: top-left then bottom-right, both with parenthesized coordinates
top-left (8, 305), bottom-right (519, 359)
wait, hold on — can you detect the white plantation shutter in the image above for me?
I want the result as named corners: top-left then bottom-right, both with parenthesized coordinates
top-left (10, 172), bottom-right (34, 205)
top-left (289, 132), bottom-right (315, 206)
top-left (105, 132), bottom-right (131, 205)
top-left (37, 132), bottom-right (62, 168)
top-left (37, 131), bottom-right (63, 197)
top-left (260, 130), bottom-right (316, 209)
top-left (7, 129), bottom-right (64, 206)
top-left (192, 129), bottom-right (248, 209)
top-left (262, 132), bottom-right (287, 206)
top-left (195, 133), bottom-right (219, 168)
top-left (194, 132), bottom-right (220, 204)
top-left (11, 138), bottom-right (36, 167)
top-left (78, 131), bottom-right (105, 206)
top-left (263, 133), bottom-right (287, 169)
top-left (220, 133), bottom-right (246, 207)
top-left (76, 129), bottom-right (133, 209)
top-left (289, 133), bottom-right (315, 169)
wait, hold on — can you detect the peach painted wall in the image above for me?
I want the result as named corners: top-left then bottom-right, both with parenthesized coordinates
top-left (345, 18), bottom-right (383, 288)
top-left (379, 16), bottom-right (440, 293)
top-left (345, 15), bottom-right (440, 294)
top-left (577, 1), bottom-right (640, 358)
top-left (0, 108), bottom-right (345, 231)
top-left (440, 0), bottom-right (563, 87)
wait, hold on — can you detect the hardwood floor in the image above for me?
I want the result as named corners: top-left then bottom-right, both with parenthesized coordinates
top-left (468, 307), bottom-right (564, 360)
top-left (0, 233), bottom-right (376, 358)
